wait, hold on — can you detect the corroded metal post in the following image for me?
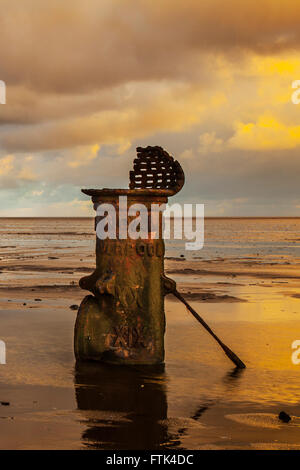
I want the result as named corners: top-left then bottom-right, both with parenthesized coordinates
top-left (74, 146), bottom-right (184, 365)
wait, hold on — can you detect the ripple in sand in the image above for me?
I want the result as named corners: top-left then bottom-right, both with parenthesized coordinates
top-left (225, 412), bottom-right (300, 429)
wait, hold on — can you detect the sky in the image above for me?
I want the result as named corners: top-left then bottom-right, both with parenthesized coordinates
top-left (0, 0), bottom-right (300, 216)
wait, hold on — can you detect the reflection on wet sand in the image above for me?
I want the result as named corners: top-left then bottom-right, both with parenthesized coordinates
top-left (223, 367), bottom-right (245, 387)
top-left (74, 362), bottom-right (171, 449)
top-left (74, 363), bottom-right (244, 449)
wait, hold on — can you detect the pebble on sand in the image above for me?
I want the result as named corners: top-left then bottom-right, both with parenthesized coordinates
top-left (70, 304), bottom-right (79, 311)
top-left (278, 411), bottom-right (291, 423)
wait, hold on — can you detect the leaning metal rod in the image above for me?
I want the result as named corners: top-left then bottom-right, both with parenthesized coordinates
top-left (173, 290), bottom-right (246, 369)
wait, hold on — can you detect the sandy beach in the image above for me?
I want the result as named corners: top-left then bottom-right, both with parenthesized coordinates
top-left (0, 217), bottom-right (300, 449)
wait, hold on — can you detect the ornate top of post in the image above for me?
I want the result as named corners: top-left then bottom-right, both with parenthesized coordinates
top-left (129, 146), bottom-right (184, 194)
top-left (82, 146), bottom-right (185, 198)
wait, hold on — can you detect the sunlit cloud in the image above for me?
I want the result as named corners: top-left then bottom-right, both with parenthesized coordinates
top-left (67, 144), bottom-right (100, 168)
top-left (0, 155), bottom-right (14, 175)
top-left (229, 115), bottom-right (300, 150)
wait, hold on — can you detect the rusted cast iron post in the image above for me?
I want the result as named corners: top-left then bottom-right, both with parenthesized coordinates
top-left (74, 146), bottom-right (184, 365)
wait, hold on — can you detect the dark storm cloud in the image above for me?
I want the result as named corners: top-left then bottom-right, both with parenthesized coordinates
top-left (1, 0), bottom-right (300, 94)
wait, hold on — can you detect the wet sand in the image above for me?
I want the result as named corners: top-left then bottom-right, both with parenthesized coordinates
top-left (0, 217), bottom-right (300, 449)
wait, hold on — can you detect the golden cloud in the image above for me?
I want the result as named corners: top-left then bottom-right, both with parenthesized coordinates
top-left (0, 155), bottom-right (14, 175)
top-left (229, 115), bottom-right (300, 150)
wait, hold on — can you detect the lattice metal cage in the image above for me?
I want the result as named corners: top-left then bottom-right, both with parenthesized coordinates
top-left (129, 146), bottom-right (185, 195)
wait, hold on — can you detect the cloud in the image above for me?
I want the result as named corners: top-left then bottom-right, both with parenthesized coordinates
top-left (45, 199), bottom-right (93, 216)
top-left (2, 0), bottom-right (300, 94)
top-left (198, 132), bottom-right (224, 154)
top-left (179, 149), bottom-right (194, 160)
top-left (32, 190), bottom-right (44, 196)
top-left (0, 153), bottom-right (39, 187)
top-left (229, 115), bottom-right (300, 150)
top-left (17, 166), bottom-right (37, 181)
top-left (0, 155), bottom-right (14, 175)
top-left (0, 84), bottom-right (213, 152)
top-left (67, 144), bottom-right (100, 168)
